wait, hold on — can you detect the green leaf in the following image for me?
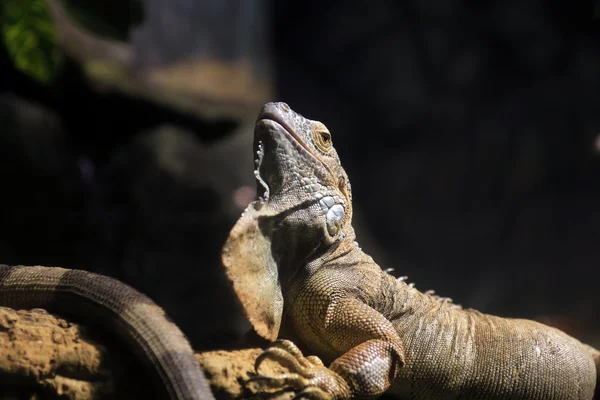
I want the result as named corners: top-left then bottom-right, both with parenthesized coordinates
top-left (1, 0), bottom-right (63, 83)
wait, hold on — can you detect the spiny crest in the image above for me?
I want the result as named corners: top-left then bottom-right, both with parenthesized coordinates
top-left (385, 269), bottom-right (463, 310)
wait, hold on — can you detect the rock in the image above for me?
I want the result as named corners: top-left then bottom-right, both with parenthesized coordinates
top-left (198, 348), bottom-right (292, 400)
top-left (0, 306), bottom-right (288, 399)
top-left (0, 307), bottom-right (152, 399)
top-left (46, 0), bottom-right (273, 120)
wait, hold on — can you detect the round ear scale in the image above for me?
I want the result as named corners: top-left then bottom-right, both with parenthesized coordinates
top-left (221, 202), bottom-right (283, 341)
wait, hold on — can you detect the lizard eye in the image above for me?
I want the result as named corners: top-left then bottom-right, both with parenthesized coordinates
top-left (313, 129), bottom-right (332, 152)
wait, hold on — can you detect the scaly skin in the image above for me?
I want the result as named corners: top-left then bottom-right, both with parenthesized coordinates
top-left (222, 102), bottom-right (600, 399)
top-left (0, 265), bottom-right (213, 400)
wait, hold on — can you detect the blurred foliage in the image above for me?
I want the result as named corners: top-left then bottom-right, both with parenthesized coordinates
top-left (1, 0), bottom-right (63, 83)
top-left (1, 0), bottom-right (139, 84)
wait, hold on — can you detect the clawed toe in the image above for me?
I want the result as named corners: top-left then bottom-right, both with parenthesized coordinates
top-left (248, 341), bottom-right (349, 400)
top-left (247, 374), bottom-right (331, 400)
top-left (247, 372), bottom-right (307, 391)
top-left (269, 340), bottom-right (324, 368)
top-left (292, 387), bottom-right (331, 400)
top-left (255, 347), bottom-right (308, 374)
top-left (255, 340), bottom-right (325, 373)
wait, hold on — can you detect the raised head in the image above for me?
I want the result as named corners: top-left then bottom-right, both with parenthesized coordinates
top-left (253, 102), bottom-right (352, 239)
top-left (222, 102), bottom-right (353, 340)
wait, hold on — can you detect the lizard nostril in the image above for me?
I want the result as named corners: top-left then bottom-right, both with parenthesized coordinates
top-left (281, 103), bottom-right (290, 112)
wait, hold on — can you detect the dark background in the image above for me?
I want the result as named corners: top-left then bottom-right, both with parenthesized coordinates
top-left (0, 0), bottom-right (599, 351)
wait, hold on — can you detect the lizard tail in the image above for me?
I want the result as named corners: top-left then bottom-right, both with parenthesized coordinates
top-left (0, 265), bottom-right (212, 400)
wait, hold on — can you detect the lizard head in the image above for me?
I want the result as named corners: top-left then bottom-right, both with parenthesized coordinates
top-left (222, 102), bottom-right (353, 340)
top-left (253, 102), bottom-right (353, 238)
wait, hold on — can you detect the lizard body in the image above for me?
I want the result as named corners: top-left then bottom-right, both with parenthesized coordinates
top-left (222, 102), bottom-right (600, 399)
top-left (0, 265), bottom-right (213, 400)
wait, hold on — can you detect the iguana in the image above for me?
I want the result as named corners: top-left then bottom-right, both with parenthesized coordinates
top-left (0, 265), bottom-right (214, 400)
top-left (222, 102), bottom-right (600, 399)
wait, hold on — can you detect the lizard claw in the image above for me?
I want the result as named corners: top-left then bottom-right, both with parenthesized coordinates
top-left (247, 372), bottom-right (306, 390)
top-left (249, 340), bottom-right (349, 400)
top-left (256, 339), bottom-right (323, 370)
top-left (292, 387), bottom-right (331, 400)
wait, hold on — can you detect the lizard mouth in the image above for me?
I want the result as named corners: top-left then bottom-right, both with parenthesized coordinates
top-left (253, 113), bottom-right (320, 201)
top-left (253, 119), bottom-right (284, 201)
top-left (256, 111), bottom-right (315, 157)
top-left (253, 138), bottom-right (270, 200)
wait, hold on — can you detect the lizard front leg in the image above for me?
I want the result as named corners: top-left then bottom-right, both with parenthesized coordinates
top-left (252, 298), bottom-right (405, 399)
